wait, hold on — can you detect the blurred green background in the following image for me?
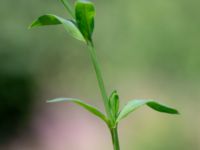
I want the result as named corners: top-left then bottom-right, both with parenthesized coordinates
top-left (0, 0), bottom-right (200, 150)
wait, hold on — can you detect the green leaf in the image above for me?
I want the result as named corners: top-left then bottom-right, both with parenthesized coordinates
top-left (116, 99), bottom-right (179, 123)
top-left (75, 0), bottom-right (95, 42)
top-left (47, 98), bottom-right (108, 124)
top-left (109, 90), bottom-right (120, 119)
top-left (29, 14), bottom-right (85, 42)
top-left (60, 0), bottom-right (75, 18)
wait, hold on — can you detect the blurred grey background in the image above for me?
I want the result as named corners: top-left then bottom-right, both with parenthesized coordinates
top-left (0, 0), bottom-right (200, 150)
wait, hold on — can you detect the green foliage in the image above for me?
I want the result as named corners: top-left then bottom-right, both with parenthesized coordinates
top-left (75, 0), bottom-right (95, 42)
top-left (29, 0), bottom-right (96, 43)
top-left (29, 1), bottom-right (179, 150)
top-left (48, 98), bottom-right (108, 124)
top-left (29, 14), bottom-right (85, 42)
top-left (109, 90), bottom-right (120, 120)
top-left (117, 100), bottom-right (179, 123)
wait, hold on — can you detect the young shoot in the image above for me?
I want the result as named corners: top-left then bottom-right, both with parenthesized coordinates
top-left (29, 0), bottom-right (179, 150)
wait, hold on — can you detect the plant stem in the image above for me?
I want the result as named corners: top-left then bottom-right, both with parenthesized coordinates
top-left (87, 41), bottom-right (112, 119)
top-left (111, 127), bottom-right (120, 150)
top-left (87, 41), bottom-right (120, 150)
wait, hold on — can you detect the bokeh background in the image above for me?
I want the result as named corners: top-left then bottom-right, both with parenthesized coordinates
top-left (0, 0), bottom-right (200, 150)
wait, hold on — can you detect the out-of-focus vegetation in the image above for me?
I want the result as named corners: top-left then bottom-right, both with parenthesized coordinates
top-left (0, 72), bottom-right (36, 144)
top-left (0, 0), bottom-right (200, 150)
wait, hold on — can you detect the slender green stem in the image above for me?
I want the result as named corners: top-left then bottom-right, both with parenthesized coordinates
top-left (61, 0), bottom-right (75, 18)
top-left (87, 41), bottom-right (120, 150)
top-left (111, 127), bottom-right (120, 150)
top-left (87, 41), bottom-right (112, 119)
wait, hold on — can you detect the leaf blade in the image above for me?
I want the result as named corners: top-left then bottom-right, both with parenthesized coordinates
top-left (47, 98), bottom-right (108, 124)
top-left (75, 0), bottom-right (95, 41)
top-left (116, 99), bottom-right (179, 123)
top-left (29, 14), bottom-right (85, 42)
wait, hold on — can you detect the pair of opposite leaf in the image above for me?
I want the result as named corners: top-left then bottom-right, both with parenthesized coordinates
top-left (30, 0), bottom-right (179, 128)
top-left (29, 0), bottom-right (94, 43)
top-left (47, 91), bottom-right (178, 127)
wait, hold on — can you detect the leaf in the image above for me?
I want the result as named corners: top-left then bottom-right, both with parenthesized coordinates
top-left (29, 14), bottom-right (85, 42)
top-left (47, 98), bottom-right (108, 124)
top-left (116, 99), bottom-right (179, 123)
top-left (109, 90), bottom-right (120, 119)
top-left (60, 0), bottom-right (75, 18)
top-left (75, 0), bottom-right (95, 42)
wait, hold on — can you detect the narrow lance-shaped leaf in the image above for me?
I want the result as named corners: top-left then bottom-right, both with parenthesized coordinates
top-left (29, 14), bottom-right (85, 42)
top-left (47, 98), bottom-right (108, 124)
top-left (60, 0), bottom-right (75, 18)
top-left (75, 0), bottom-right (95, 42)
top-left (116, 99), bottom-right (179, 123)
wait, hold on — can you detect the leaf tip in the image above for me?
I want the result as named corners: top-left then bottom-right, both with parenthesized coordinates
top-left (28, 19), bottom-right (39, 30)
top-left (28, 20), bottom-right (36, 29)
top-left (173, 109), bottom-right (180, 115)
top-left (28, 24), bottom-right (33, 30)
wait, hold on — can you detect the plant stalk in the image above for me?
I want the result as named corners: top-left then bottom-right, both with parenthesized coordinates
top-left (87, 41), bottom-right (120, 150)
top-left (87, 41), bottom-right (112, 119)
top-left (111, 127), bottom-right (120, 150)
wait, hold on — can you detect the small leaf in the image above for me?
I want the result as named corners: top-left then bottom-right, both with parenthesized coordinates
top-left (116, 99), bottom-right (179, 123)
top-left (60, 0), bottom-right (75, 18)
top-left (29, 14), bottom-right (85, 42)
top-left (109, 90), bottom-right (120, 119)
top-left (47, 98), bottom-right (108, 124)
top-left (75, 0), bottom-right (95, 42)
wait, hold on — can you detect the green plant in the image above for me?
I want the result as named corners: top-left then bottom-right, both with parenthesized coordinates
top-left (29, 0), bottom-right (179, 150)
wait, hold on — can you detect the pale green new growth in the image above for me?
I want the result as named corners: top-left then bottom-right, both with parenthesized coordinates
top-left (29, 1), bottom-right (179, 150)
top-left (109, 90), bottom-right (120, 120)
